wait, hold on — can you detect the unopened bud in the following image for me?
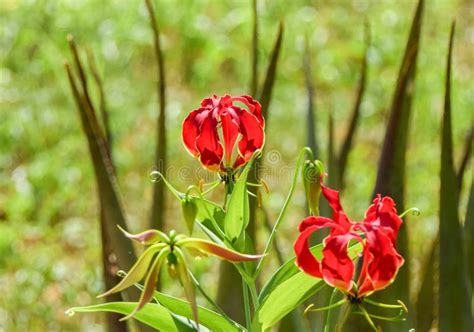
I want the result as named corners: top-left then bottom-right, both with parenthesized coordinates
top-left (302, 160), bottom-right (323, 215)
top-left (181, 198), bottom-right (198, 235)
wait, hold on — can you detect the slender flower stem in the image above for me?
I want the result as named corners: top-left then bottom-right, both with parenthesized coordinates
top-left (201, 180), bottom-right (221, 196)
top-left (323, 288), bottom-right (339, 332)
top-left (242, 278), bottom-right (252, 331)
top-left (335, 303), bottom-right (352, 332)
top-left (254, 147), bottom-right (314, 277)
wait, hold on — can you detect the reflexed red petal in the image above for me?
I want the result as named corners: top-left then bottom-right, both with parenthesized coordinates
top-left (321, 185), bottom-right (352, 233)
top-left (220, 111), bottom-right (240, 166)
top-left (294, 226), bottom-right (323, 278)
top-left (182, 108), bottom-right (210, 156)
top-left (321, 233), bottom-right (362, 294)
top-left (364, 195), bottom-right (402, 242)
top-left (298, 216), bottom-right (344, 233)
top-left (230, 95), bottom-right (264, 125)
top-left (294, 217), bottom-right (344, 279)
top-left (196, 116), bottom-right (223, 171)
top-left (234, 107), bottom-right (265, 161)
top-left (357, 227), bottom-right (404, 297)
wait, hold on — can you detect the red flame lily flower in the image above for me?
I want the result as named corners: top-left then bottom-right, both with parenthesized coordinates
top-left (182, 94), bottom-right (265, 172)
top-left (294, 184), bottom-right (404, 299)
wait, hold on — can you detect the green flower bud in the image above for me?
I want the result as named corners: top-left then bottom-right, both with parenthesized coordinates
top-left (302, 160), bottom-right (323, 215)
top-left (181, 198), bottom-right (198, 235)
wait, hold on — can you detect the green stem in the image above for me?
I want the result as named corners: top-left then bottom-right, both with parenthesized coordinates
top-left (323, 288), bottom-right (339, 332)
top-left (248, 281), bottom-right (259, 310)
top-left (188, 272), bottom-right (244, 330)
top-left (254, 147), bottom-right (314, 277)
top-left (242, 278), bottom-right (252, 331)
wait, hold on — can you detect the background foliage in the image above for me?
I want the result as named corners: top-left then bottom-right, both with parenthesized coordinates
top-left (0, 0), bottom-right (473, 330)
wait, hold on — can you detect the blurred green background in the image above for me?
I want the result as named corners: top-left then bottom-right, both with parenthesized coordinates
top-left (1, 0), bottom-right (472, 330)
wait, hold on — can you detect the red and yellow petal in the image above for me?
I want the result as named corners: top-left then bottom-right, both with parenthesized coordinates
top-left (195, 115), bottom-right (224, 171)
top-left (176, 238), bottom-right (263, 262)
top-left (182, 108), bottom-right (211, 157)
top-left (321, 233), bottom-right (363, 294)
top-left (357, 227), bottom-right (404, 297)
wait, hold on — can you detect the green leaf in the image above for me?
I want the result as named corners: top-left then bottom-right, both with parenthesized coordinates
top-left (439, 21), bottom-right (472, 332)
top-left (224, 159), bottom-right (254, 242)
top-left (255, 242), bottom-right (362, 330)
top-left (254, 273), bottom-right (325, 331)
top-left (67, 302), bottom-right (193, 332)
top-left (193, 196), bottom-right (225, 241)
top-left (370, 2), bottom-right (424, 328)
top-left (152, 291), bottom-right (241, 332)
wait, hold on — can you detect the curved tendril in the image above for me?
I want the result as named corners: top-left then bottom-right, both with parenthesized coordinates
top-left (398, 207), bottom-right (421, 219)
top-left (149, 170), bottom-right (183, 200)
top-left (254, 146), bottom-right (314, 277)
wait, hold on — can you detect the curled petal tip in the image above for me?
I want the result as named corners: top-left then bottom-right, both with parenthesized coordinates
top-left (117, 225), bottom-right (167, 245)
top-left (177, 238), bottom-right (263, 262)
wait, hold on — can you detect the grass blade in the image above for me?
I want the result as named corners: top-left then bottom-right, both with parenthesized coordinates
top-left (439, 21), bottom-right (472, 332)
top-left (250, 0), bottom-right (258, 96)
top-left (145, 0), bottom-right (167, 231)
top-left (65, 40), bottom-right (139, 301)
top-left (304, 35), bottom-right (318, 158)
top-left (464, 178), bottom-right (474, 297)
top-left (458, 127), bottom-right (473, 193)
top-left (371, 2), bottom-right (424, 327)
top-left (338, 22), bottom-right (369, 187)
top-left (86, 48), bottom-right (112, 156)
top-left (259, 21), bottom-right (284, 118)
